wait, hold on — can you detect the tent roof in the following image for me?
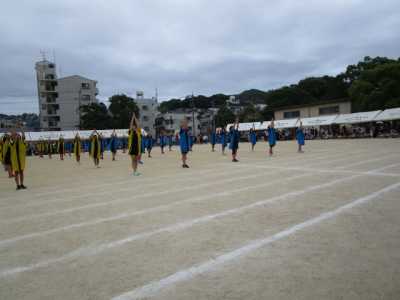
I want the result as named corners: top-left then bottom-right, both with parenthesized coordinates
top-left (300, 115), bottom-right (339, 127)
top-left (374, 107), bottom-right (400, 121)
top-left (334, 110), bottom-right (382, 124)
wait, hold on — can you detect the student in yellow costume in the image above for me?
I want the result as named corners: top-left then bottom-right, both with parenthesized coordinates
top-left (1, 133), bottom-right (14, 178)
top-left (58, 136), bottom-right (65, 160)
top-left (128, 114), bottom-right (142, 176)
top-left (73, 133), bottom-right (81, 164)
top-left (37, 138), bottom-right (45, 157)
top-left (10, 126), bottom-right (27, 190)
top-left (90, 130), bottom-right (101, 167)
top-left (46, 138), bottom-right (53, 159)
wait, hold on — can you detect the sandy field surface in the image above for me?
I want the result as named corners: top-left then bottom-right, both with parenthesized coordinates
top-left (0, 139), bottom-right (400, 300)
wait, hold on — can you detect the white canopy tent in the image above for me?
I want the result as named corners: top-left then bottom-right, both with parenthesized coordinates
top-left (3, 107), bottom-right (399, 142)
top-left (274, 118), bottom-right (299, 129)
top-left (299, 115), bottom-right (339, 127)
top-left (374, 107), bottom-right (400, 121)
top-left (0, 128), bottom-right (146, 142)
top-left (225, 121), bottom-right (271, 132)
top-left (333, 110), bottom-right (382, 124)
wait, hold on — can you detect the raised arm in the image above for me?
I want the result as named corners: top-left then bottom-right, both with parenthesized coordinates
top-left (134, 114), bottom-right (140, 129)
top-left (130, 113), bottom-right (135, 129)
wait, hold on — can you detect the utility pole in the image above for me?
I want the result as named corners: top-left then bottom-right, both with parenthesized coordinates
top-left (191, 92), bottom-right (195, 137)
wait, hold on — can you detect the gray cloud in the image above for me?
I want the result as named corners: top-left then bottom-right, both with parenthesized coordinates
top-left (1, 0), bottom-right (399, 114)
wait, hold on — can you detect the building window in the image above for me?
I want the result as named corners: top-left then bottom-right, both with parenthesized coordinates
top-left (81, 83), bottom-right (90, 89)
top-left (81, 95), bottom-right (91, 101)
top-left (142, 116), bottom-right (149, 122)
top-left (142, 105), bottom-right (148, 111)
top-left (48, 64), bottom-right (55, 68)
top-left (283, 111), bottom-right (300, 119)
top-left (42, 117), bottom-right (48, 122)
top-left (319, 106), bottom-right (339, 115)
top-left (42, 104), bottom-right (47, 110)
top-left (144, 126), bottom-right (150, 132)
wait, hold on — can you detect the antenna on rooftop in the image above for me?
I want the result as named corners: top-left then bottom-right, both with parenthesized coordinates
top-left (40, 50), bottom-right (47, 61)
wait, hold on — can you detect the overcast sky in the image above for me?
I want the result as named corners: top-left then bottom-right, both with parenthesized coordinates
top-left (1, 0), bottom-right (399, 114)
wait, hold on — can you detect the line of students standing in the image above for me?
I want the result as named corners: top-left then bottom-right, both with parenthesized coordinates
top-left (1, 116), bottom-right (306, 189)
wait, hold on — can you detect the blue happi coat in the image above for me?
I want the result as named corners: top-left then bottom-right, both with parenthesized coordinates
top-left (109, 136), bottom-right (117, 152)
top-left (210, 132), bottom-right (216, 145)
top-left (296, 128), bottom-right (305, 146)
top-left (267, 127), bottom-right (276, 147)
top-left (146, 137), bottom-right (153, 150)
top-left (249, 131), bottom-right (257, 145)
top-left (179, 128), bottom-right (190, 153)
top-left (229, 128), bottom-right (240, 150)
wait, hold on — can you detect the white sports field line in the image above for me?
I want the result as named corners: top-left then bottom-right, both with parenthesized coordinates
top-left (0, 172), bottom-right (311, 248)
top-left (236, 161), bottom-right (400, 177)
top-left (335, 154), bottom-right (399, 169)
top-left (0, 149), bottom-right (386, 212)
top-left (0, 161), bottom-right (392, 278)
top-left (111, 181), bottom-right (400, 300)
top-left (1, 165), bottom-right (253, 210)
top-left (1, 167), bottom-right (288, 224)
top-left (0, 162), bottom-right (235, 202)
top-left (3, 160), bottom-right (398, 248)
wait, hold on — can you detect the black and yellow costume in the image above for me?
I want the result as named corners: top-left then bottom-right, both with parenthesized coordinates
top-left (128, 128), bottom-right (141, 157)
top-left (58, 138), bottom-right (65, 154)
top-left (90, 135), bottom-right (101, 160)
top-left (10, 136), bottom-right (26, 173)
top-left (1, 136), bottom-right (12, 166)
top-left (73, 136), bottom-right (81, 157)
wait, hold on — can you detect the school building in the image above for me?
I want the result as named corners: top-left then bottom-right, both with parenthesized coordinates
top-left (274, 100), bottom-right (351, 120)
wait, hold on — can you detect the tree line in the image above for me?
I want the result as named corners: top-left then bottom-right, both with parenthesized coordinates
top-left (77, 56), bottom-right (400, 129)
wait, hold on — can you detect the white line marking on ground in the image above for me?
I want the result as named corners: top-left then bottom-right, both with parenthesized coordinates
top-left (0, 168), bottom-right (287, 224)
top-left (335, 154), bottom-right (397, 169)
top-left (0, 163), bottom-right (234, 203)
top-left (0, 173), bottom-right (311, 248)
top-left (1, 166), bottom-right (249, 210)
top-left (236, 162), bottom-right (400, 178)
top-left (111, 181), bottom-right (400, 300)
top-left (0, 170), bottom-right (366, 278)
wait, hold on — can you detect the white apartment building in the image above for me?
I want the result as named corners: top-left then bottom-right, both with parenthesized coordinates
top-left (134, 91), bottom-right (158, 136)
top-left (155, 109), bottom-right (201, 137)
top-left (35, 60), bottom-right (98, 130)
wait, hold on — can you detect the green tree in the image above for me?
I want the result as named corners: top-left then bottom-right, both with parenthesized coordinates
top-left (108, 94), bottom-right (140, 128)
top-left (238, 103), bottom-right (262, 122)
top-left (80, 103), bottom-right (111, 129)
top-left (348, 61), bottom-right (400, 111)
top-left (214, 104), bottom-right (235, 127)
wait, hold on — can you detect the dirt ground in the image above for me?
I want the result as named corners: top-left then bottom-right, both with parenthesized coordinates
top-left (0, 139), bottom-right (399, 300)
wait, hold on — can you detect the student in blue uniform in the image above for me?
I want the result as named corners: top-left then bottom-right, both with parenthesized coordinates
top-left (229, 119), bottom-right (240, 162)
top-left (179, 119), bottom-right (190, 168)
top-left (109, 130), bottom-right (117, 161)
top-left (267, 119), bottom-right (277, 156)
top-left (296, 121), bottom-right (305, 153)
top-left (139, 131), bottom-right (146, 164)
top-left (146, 133), bottom-right (153, 157)
top-left (219, 127), bottom-right (227, 155)
top-left (249, 126), bottom-right (257, 151)
top-left (160, 131), bottom-right (166, 154)
top-left (210, 129), bottom-right (216, 152)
